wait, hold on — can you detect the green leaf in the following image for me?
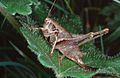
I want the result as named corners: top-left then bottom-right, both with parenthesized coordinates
top-left (114, 0), bottom-right (120, 4)
top-left (0, 0), bottom-right (37, 15)
top-left (20, 25), bottom-right (97, 78)
top-left (20, 15), bottom-right (120, 77)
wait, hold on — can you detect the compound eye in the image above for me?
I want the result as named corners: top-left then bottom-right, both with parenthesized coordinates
top-left (44, 19), bottom-right (51, 25)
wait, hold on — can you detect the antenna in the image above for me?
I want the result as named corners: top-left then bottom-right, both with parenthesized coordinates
top-left (47, 0), bottom-right (57, 18)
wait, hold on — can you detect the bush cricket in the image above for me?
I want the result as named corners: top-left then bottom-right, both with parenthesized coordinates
top-left (30, 17), bottom-right (109, 71)
top-left (29, 0), bottom-right (109, 71)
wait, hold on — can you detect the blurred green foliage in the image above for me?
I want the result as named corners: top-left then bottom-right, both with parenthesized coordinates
top-left (101, 1), bottom-right (120, 54)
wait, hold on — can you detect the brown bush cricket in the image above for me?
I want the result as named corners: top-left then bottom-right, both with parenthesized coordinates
top-left (29, 0), bottom-right (109, 71)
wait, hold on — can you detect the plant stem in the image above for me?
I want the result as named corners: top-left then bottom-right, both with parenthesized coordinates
top-left (99, 26), bottom-right (105, 53)
top-left (0, 13), bottom-right (7, 30)
top-left (44, 0), bottom-right (69, 14)
top-left (64, 0), bottom-right (74, 14)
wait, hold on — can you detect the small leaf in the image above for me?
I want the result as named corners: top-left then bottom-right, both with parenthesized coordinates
top-left (0, 0), bottom-right (37, 15)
